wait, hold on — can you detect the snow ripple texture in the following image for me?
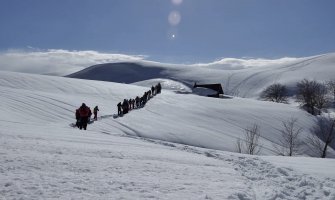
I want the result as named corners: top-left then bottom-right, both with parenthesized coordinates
top-left (142, 138), bottom-right (335, 200)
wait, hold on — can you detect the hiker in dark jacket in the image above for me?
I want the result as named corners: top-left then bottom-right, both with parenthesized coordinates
top-left (135, 96), bottom-right (140, 108)
top-left (129, 99), bottom-right (133, 110)
top-left (142, 92), bottom-right (147, 105)
top-left (117, 102), bottom-right (122, 115)
top-left (122, 99), bottom-right (129, 114)
top-left (148, 90), bottom-right (152, 99)
top-left (132, 99), bottom-right (135, 109)
top-left (93, 106), bottom-right (99, 120)
top-left (157, 82), bottom-right (162, 93)
top-left (151, 85), bottom-right (155, 96)
top-left (75, 109), bottom-right (80, 128)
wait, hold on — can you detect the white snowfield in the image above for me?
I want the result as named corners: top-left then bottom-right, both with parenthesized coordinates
top-left (1, 68), bottom-right (335, 199)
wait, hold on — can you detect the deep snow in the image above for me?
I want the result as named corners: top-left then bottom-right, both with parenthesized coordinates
top-left (1, 70), bottom-right (335, 199)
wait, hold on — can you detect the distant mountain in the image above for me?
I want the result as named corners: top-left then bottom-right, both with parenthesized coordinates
top-left (66, 62), bottom-right (169, 83)
top-left (66, 53), bottom-right (335, 98)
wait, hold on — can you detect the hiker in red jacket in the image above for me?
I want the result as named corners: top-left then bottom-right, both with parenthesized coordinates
top-left (78, 103), bottom-right (92, 130)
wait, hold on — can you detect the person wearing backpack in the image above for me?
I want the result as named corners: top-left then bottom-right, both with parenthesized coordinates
top-left (78, 103), bottom-right (91, 130)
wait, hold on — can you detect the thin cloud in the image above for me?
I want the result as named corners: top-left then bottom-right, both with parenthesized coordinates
top-left (0, 49), bottom-right (146, 76)
top-left (0, 48), bottom-right (314, 76)
top-left (191, 57), bottom-right (303, 70)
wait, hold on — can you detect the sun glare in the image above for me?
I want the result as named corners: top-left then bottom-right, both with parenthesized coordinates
top-left (171, 0), bottom-right (183, 5)
top-left (167, 0), bottom-right (182, 41)
top-left (167, 29), bottom-right (178, 40)
top-left (168, 11), bottom-right (181, 26)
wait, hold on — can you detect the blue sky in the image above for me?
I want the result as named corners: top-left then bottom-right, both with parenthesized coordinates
top-left (0, 0), bottom-right (335, 63)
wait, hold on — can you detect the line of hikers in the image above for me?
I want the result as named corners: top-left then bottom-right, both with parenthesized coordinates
top-left (117, 83), bottom-right (161, 116)
top-left (74, 83), bottom-right (161, 130)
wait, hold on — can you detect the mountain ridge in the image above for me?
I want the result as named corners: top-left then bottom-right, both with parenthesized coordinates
top-left (66, 53), bottom-right (335, 97)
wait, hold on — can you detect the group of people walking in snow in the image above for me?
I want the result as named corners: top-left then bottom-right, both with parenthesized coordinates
top-left (117, 83), bottom-right (161, 116)
top-left (74, 83), bottom-right (162, 130)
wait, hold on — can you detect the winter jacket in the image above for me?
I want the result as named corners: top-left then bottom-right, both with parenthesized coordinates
top-left (79, 106), bottom-right (91, 117)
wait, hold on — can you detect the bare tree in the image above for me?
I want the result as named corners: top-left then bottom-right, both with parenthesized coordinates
top-left (307, 133), bottom-right (326, 158)
top-left (260, 83), bottom-right (288, 103)
top-left (236, 138), bottom-right (243, 153)
top-left (296, 79), bottom-right (328, 115)
top-left (296, 79), bottom-right (317, 114)
top-left (244, 124), bottom-right (262, 155)
top-left (314, 83), bottom-right (330, 113)
top-left (274, 118), bottom-right (303, 156)
top-left (326, 80), bottom-right (335, 101)
top-left (307, 116), bottom-right (335, 158)
top-left (235, 124), bottom-right (262, 155)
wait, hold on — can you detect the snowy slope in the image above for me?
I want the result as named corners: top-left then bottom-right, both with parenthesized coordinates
top-left (1, 71), bottom-right (335, 199)
top-left (0, 71), bottom-right (327, 156)
top-left (67, 53), bottom-right (335, 98)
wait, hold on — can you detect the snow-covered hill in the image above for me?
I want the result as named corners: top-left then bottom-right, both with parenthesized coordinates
top-left (67, 53), bottom-right (335, 98)
top-left (0, 70), bottom-right (326, 155)
top-left (1, 70), bottom-right (335, 199)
